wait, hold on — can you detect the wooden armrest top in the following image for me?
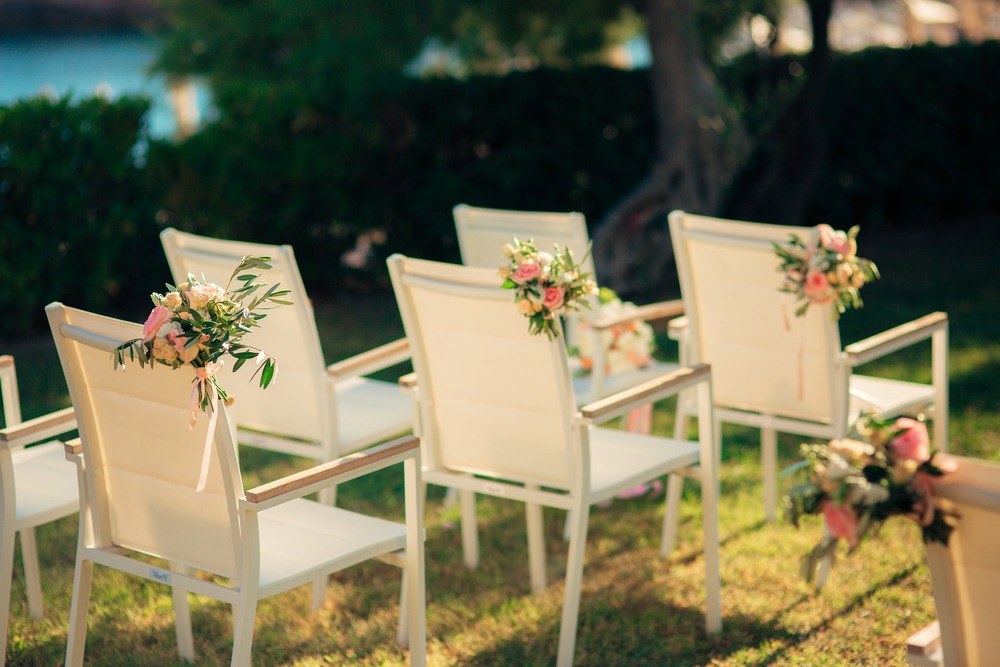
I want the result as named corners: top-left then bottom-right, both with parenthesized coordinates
top-left (245, 435), bottom-right (419, 504)
top-left (579, 364), bottom-right (709, 420)
top-left (326, 338), bottom-right (410, 379)
top-left (0, 406), bottom-right (76, 449)
top-left (398, 372), bottom-right (418, 389)
top-left (845, 312), bottom-right (947, 366)
top-left (590, 299), bottom-right (684, 330)
top-left (906, 620), bottom-right (941, 656)
top-left (64, 438), bottom-right (83, 456)
top-left (0, 355), bottom-right (13, 369)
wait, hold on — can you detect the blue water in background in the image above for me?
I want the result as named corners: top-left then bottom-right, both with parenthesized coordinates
top-left (0, 32), bottom-right (209, 138)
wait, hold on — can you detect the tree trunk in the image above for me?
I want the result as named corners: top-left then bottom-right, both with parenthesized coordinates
top-left (592, 0), bottom-right (736, 298)
top-left (724, 0), bottom-right (833, 226)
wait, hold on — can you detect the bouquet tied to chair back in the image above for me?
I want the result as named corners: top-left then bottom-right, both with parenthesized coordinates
top-left (571, 287), bottom-right (655, 376)
top-left (784, 413), bottom-right (957, 586)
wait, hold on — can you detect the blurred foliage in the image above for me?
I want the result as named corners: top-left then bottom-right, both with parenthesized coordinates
top-left (0, 95), bottom-right (166, 337)
top-left (4, 42), bottom-right (1000, 338)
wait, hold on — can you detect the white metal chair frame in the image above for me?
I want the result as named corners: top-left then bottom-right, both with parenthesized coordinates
top-left (668, 211), bottom-right (949, 523)
top-left (0, 355), bottom-right (78, 667)
top-left (388, 255), bottom-right (721, 667)
top-left (906, 456), bottom-right (1000, 667)
top-left (47, 303), bottom-right (427, 667)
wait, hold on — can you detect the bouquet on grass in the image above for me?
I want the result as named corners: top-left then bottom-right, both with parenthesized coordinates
top-left (784, 413), bottom-right (956, 587)
top-left (571, 287), bottom-right (655, 376)
top-left (112, 255), bottom-right (291, 419)
top-left (774, 224), bottom-right (879, 319)
top-left (499, 238), bottom-right (597, 339)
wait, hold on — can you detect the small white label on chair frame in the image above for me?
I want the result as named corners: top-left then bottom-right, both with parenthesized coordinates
top-left (150, 568), bottom-right (171, 584)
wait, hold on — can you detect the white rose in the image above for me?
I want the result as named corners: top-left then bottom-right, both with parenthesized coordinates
top-left (156, 321), bottom-right (182, 340)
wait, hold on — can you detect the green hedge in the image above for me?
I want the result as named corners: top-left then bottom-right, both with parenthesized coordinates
top-left (4, 42), bottom-right (1000, 337)
top-left (0, 95), bottom-right (165, 337)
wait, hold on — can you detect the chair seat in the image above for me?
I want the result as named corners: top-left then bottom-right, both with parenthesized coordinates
top-left (335, 377), bottom-right (413, 453)
top-left (849, 374), bottom-right (937, 420)
top-left (588, 428), bottom-right (701, 504)
top-left (572, 360), bottom-right (681, 405)
top-left (257, 499), bottom-right (407, 598)
top-left (13, 441), bottom-right (79, 528)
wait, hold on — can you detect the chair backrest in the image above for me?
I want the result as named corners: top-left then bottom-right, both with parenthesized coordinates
top-left (46, 303), bottom-right (243, 579)
top-left (454, 204), bottom-right (597, 278)
top-left (926, 456), bottom-right (1000, 666)
top-left (669, 211), bottom-right (845, 424)
top-left (160, 228), bottom-right (330, 445)
top-left (387, 255), bottom-right (579, 489)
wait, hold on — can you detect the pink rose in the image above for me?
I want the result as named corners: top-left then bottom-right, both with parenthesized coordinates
top-left (823, 501), bottom-right (860, 548)
top-left (889, 417), bottom-right (930, 462)
top-left (541, 285), bottom-right (565, 311)
top-left (511, 260), bottom-right (542, 284)
top-left (142, 305), bottom-right (171, 342)
top-left (803, 270), bottom-right (834, 303)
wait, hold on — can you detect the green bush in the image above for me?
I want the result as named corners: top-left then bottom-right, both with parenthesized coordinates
top-left (0, 95), bottom-right (165, 337)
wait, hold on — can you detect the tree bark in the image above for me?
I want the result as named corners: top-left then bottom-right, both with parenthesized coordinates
top-left (592, 0), bottom-right (736, 298)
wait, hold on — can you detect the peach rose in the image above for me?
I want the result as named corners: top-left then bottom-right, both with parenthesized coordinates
top-left (511, 260), bottom-right (542, 284)
top-left (167, 332), bottom-right (201, 364)
top-left (186, 283), bottom-right (226, 310)
top-left (161, 291), bottom-right (182, 309)
top-left (142, 305), bottom-right (171, 342)
top-left (542, 285), bottom-right (565, 311)
top-left (151, 337), bottom-right (178, 363)
top-left (803, 270), bottom-right (834, 303)
top-left (823, 501), bottom-right (860, 548)
top-left (889, 418), bottom-right (930, 462)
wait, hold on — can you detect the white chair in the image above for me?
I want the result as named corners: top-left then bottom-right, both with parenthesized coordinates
top-left (669, 211), bottom-right (949, 523)
top-left (453, 204), bottom-right (685, 405)
top-left (0, 355), bottom-right (78, 666)
top-left (160, 229), bottom-right (414, 497)
top-left (388, 254), bottom-right (721, 667)
top-left (906, 456), bottom-right (1000, 667)
top-left (46, 303), bottom-right (426, 667)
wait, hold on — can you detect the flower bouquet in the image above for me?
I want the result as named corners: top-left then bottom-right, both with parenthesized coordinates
top-left (112, 255), bottom-right (291, 417)
top-left (774, 224), bottom-right (880, 319)
top-left (571, 287), bottom-right (656, 376)
top-left (784, 413), bottom-right (956, 586)
top-left (498, 238), bottom-right (597, 339)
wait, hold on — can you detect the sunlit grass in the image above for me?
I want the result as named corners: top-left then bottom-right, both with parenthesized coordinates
top-left (3, 217), bottom-right (999, 664)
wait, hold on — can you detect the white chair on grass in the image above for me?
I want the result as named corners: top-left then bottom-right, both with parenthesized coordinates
top-left (0, 355), bottom-right (78, 666)
top-left (46, 303), bottom-right (426, 667)
top-left (160, 229), bottom-right (414, 499)
top-left (453, 204), bottom-right (686, 405)
top-left (668, 211), bottom-right (949, 524)
top-left (905, 456), bottom-right (1000, 667)
top-left (388, 254), bottom-right (721, 667)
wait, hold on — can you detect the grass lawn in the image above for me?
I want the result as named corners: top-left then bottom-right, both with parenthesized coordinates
top-left (2, 217), bottom-right (998, 665)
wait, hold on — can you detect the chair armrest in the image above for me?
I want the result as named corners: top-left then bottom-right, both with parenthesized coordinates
top-left (906, 620), bottom-right (941, 659)
top-left (398, 372), bottom-right (418, 390)
top-left (243, 435), bottom-right (420, 510)
top-left (577, 364), bottom-right (710, 425)
top-left (326, 338), bottom-right (410, 380)
top-left (63, 438), bottom-right (83, 460)
top-left (844, 312), bottom-right (947, 367)
top-left (589, 299), bottom-right (684, 331)
top-left (666, 315), bottom-right (688, 341)
top-left (0, 406), bottom-right (76, 450)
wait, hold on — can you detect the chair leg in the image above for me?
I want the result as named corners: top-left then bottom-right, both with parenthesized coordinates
top-left (701, 465), bottom-right (722, 634)
top-left (20, 528), bottom-right (43, 621)
top-left (762, 427), bottom-right (778, 523)
top-left (660, 473), bottom-right (685, 558)
top-left (396, 569), bottom-right (409, 649)
top-left (0, 512), bottom-right (17, 667)
top-left (310, 576), bottom-right (328, 611)
top-left (525, 488), bottom-right (547, 595)
top-left (230, 592), bottom-right (257, 667)
top-left (459, 488), bottom-right (480, 570)
top-left (555, 501), bottom-right (590, 667)
top-left (64, 557), bottom-right (94, 667)
top-left (170, 563), bottom-right (196, 662)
